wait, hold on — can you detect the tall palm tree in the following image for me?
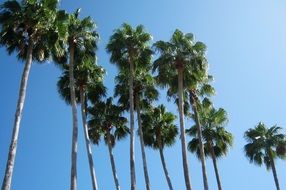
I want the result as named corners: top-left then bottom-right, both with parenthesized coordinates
top-left (0, 1), bottom-right (60, 189)
top-left (57, 47), bottom-right (105, 190)
top-left (187, 99), bottom-right (233, 190)
top-left (244, 122), bottom-right (286, 190)
top-left (106, 23), bottom-right (152, 190)
top-left (88, 97), bottom-right (129, 190)
top-left (153, 29), bottom-right (209, 190)
top-left (141, 105), bottom-right (178, 190)
top-left (54, 9), bottom-right (99, 190)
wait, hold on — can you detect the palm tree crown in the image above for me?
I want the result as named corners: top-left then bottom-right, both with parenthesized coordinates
top-left (187, 99), bottom-right (233, 159)
top-left (141, 105), bottom-right (178, 149)
top-left (244, 122), bottom-right (286, 168)
top-left (0, 0), bottom-right (59, 62)
top-left (88, 97), bottom-right (129, 145)
top-left (106, 23), bottom-right (152, 70)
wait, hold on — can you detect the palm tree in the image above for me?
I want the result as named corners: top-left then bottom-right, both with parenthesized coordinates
top-left (57, 47), bottom-right (105, 190)
top-left (54, 9), bottom-right (99, 190)
top-left (153, 29), bottom-right (209, 190)
top-left (88, 97), bottom-right (129, 190)
top-left (244, 122), bottom-right (286, 190)
top-left (106, 23), bottom-right (152, 190)
top-left (141, 105), bottom-right (178, 190)
top-left (0, 1), bottom-right (60, 189)
top-left (114, 65), bottom-right (157, 190)
top-left (187, 99), bottom-right (233, 190)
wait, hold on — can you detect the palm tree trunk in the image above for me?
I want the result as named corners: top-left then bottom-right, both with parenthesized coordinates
top-left (190, 92), bottom-right (209, 190)
top-left (269, 155), bottom-right (280, 190)
top-left (106, 129), bottom-right (121, 190)
top-left (209, 143), bottom-right (222, 190)
top-left (69, 43), bottom-right (79, 190)
top-left (135, 96), bottom-right (151, 190)
top-left (79, 88), bottom-right (99, 190)
top-left (1, 43), bottom-right (33, 190)
top-left (129, 57), bottom-right (136, 190)
top-left (159, 147), bottom-right (174, 190)
top-left (177, 66), bottom-right (192, 190)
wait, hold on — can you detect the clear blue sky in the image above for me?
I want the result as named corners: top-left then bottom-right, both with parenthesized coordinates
top-left (1, 0), bottom-right (286, 189)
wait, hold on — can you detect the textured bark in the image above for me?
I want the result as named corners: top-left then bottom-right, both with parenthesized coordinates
top-left (269, 155), bottom-right (280, 190)
top-left (159, 147), bottom-right (174, 190)
top-left (106, 130), bottom-right (121, 190)
top-left (80, 88), bottom-right (98, 190)
top-left (1, 43), bottom-right (33, 190)
top-left (69, 43), bottom-right (79, 190)
top-left (209, 143), bottom-right (222, 190)
top-left (135, 96), bottom-right (151, 190)
top-left (190, 92), bottom-right (209, 190)
top-left (129, 57), bottom-right (136, 190)
top-left (177, 67), bottom-right (192, 190)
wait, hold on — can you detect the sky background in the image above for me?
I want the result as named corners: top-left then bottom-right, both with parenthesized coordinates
top-left (1, 0), bottom-right (286, 189)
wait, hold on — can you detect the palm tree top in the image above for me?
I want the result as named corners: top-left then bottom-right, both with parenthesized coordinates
top-left (141, 104), bottom-right (178, 149)
top-left (187, 100), bottom-right (233, 159)
top-left (52, 7), bottom-right (99, 66)
top-left (153, 29), bottom-right (211, 100)
top-left (88, 97), bottom-right (129, 147)
top-left (0, 0), bottom-right (60, 62)
top-left (106, 23), bottom-right (153, 70)
top-left (244, 122), bottom-right (286, 169)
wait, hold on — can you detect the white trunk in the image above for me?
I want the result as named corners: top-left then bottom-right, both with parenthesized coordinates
top-left (1, 43), bottom-right (33, 190)
top-left (69, 44), bottom-right (78, 190)
top-left (209, 143), bottom-right (222, 190)
top-left (80, 88), bottom-right (99, 190)
top-left (129, 58), bottom-right (136, 190)
top-left (177, 67), bottom-right (192, 190)
top-left (135, 96), bottom-right (151, 190)
top-left (270, 155), bottom-right (280, 190)
top-left (106, 130), bottom-right (121, 190)
top-left (191, 94), bottom-right (209, 190)
top-left (159, 147), bottom-right (174, 190)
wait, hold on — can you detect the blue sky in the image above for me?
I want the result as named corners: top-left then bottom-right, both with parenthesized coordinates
top-left (1, 0), bottom-right (286, 189)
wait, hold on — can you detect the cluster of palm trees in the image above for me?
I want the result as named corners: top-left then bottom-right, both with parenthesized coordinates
top-left (1, 1), bottom-right (286, 190)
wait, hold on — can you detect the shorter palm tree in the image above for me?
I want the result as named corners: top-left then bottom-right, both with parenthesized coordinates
top-left (244, 122), bottom-right (286, 190)
top-left (57, 48), bottom-right (105, 190)
top-left (141, 105), bottom-right (178, 190)
top-left (187, 99), bottom-right (233, 190)
top-left (114, 66), bottom-right (158, 190)
top-left (88, 97), bottom-right (129, 190)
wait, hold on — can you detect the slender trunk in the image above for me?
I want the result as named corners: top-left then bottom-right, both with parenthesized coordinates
top-left (135, 96), bottom-right (151, 190)
top-left (190, 92), bottom-right (209, 190)
top-left (159, 147), bottom-right (174, 190)
top-left (177, 66), bottom-right (192, 190)
top-left (269, 155), bottom-right (280, 190)
top-left (79, 88), bottom-right (99, 190)
top-left (1, 43), bottom-right (33, 190)
top-left (129, 57), bottom-right (136, 190)
top-left (209, 143), bottom-right (222, 190)
top-left (69, 43), bottom-right (78, 190)
top-left (106, 129), bottom-right (121, 190)
top-left (157, 128), bottom-right (173, 190)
